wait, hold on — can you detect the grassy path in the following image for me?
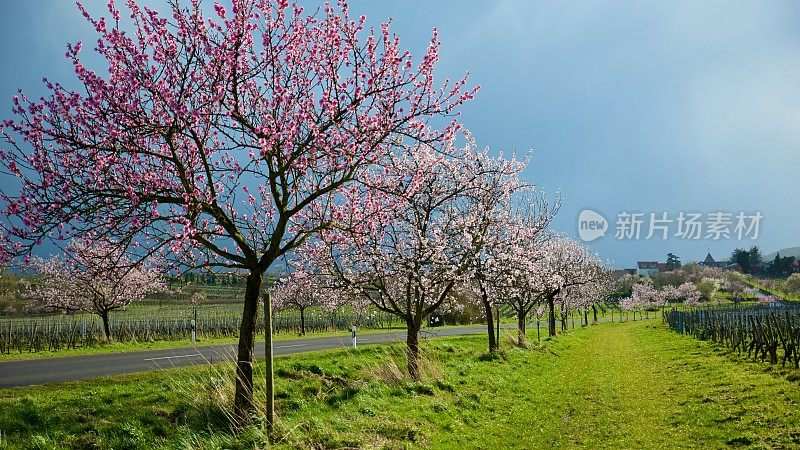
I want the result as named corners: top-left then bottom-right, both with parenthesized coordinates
top-left (546, 321), bottom-right (689, 447)
top-left (428, 320), bottom-right (800, 449)
top-left (1, 320), bottom-right (799, 448)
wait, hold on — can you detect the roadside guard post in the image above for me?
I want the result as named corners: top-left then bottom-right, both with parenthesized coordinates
top-left (191, 308), bottom-right (197, 345)
top-left (351, 325), bottom-right (357, 348)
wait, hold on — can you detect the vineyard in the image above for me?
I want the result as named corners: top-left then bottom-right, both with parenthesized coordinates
top-left (0, 304), bottom-right (402, 355)
top-left (664, 303), bottom-right (800, 368)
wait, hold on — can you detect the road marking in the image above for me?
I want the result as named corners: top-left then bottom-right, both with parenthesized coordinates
top-left (143, 353), bottom-right (203, 362)
top-left (275, 344), bottom-right (305, 349)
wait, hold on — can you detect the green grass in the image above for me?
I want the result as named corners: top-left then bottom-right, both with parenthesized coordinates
top-left (2, 319), bottom-right (800, 449)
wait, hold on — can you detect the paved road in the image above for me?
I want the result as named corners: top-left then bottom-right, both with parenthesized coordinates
top-left (0, 325), bottom-right (492, 388)
top-left (0, 314), bottom-right (649, 388)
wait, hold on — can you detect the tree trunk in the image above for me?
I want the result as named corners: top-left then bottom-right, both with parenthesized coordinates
top-left (583, 308), bottom-right (588, 326)
top-left (548, 295), bottom-right (557, 337)
top-left (592, 304), bottom-right (598, 324)
top-left (100, 311), bottom-right (112, 342)
top-left (233, 270), bottom-right (263, 424)
top-left (406, 319), bottom-right (422, 380)
top-left (299, 306), bottom-right (306, 336)
top-left (481, 287), bottom-right (496, 353)
top-left (263, 288), bottom-right (275, 432)
top-left (517, 310), bottom-right (526, 345)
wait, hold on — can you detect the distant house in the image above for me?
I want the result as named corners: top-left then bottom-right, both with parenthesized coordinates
top-left (699, 253), bottom-right (726, 269)
top-left (699, 252), bottom-right (718, 267)
top-left (636, 261), bottom-right (661, 276)
top-left (699, 252), bottom-right (739, 271)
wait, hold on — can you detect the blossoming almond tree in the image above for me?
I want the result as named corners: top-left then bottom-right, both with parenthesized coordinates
top-left (0, 0), bottom-right (476, 423)
top-left (555, 268), bottom-right (613, 327)
top-left (271, 271), bottom-right (317, 336)
top-left (532, 236), bottom-right (605, 337)
top-left (471, 192), bottom-right (558, 348)
top-left (663, 281), bottom-right (702, 306)
top-left (316, 136), bottom-right (503, 379)
top-left (26, 239), bottom-right (164, 340)
top-left (587, 273), bottom-right (615, 324)
top-left (618, 295), bottom-right (640, 317)
top-left (468, 224), bottom-right (529, 350)
top-left (621, 282), bottom-right (666, 318)
top-left (271, 268), bottom-right (342, 335)
top-left (449, 142), bottom-right (534, 352)
top-left (678, 282), bottom-right (702, 306)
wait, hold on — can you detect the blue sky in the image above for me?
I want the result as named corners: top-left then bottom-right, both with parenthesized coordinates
top-left (1, 1), bottom-right (798, 268)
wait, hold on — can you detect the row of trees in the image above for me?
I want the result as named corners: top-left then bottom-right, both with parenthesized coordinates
top-left (614, 262), bottom-right (789, 312)
top-left (618, 281), bottom-right (701, 314)
top-left (666, 247), bottom-right (797, 278)
top-left (0, 0), bottom-right (611, 429)
top-left (0, 0), bottom-right (477, 423)
top-left (265, 135), bottom-right (612, 380)
top-left (6, 133), bottom-right (614, 425)
top-left (729, 246), bottom-right (799, 277)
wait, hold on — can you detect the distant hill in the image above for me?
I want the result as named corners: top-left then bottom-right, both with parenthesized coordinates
top-left (764, 246), bottom-right (800, 261)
